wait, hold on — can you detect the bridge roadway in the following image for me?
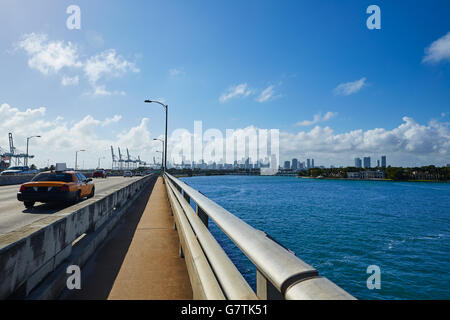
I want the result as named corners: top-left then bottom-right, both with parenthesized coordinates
top-left (0, 176), bottom-right (143, 236)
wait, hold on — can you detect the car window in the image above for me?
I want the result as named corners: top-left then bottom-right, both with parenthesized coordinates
top-left (78, 173), bottom-right (87, 182)
top-left (32, 173), bottom-right (73, 182)
top-left (8, 166), bottom-right (24, 170)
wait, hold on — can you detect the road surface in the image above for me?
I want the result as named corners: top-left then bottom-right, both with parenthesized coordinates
top-left (0, 176), bottom-right (143, 236)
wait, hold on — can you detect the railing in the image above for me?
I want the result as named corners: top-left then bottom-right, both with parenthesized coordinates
top-left (164, 173), bottom-right (355, 300)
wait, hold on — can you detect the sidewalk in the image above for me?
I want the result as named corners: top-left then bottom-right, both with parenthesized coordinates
top-left (107, 176), bottom-right (192, 299)
top-left (65, 176), bottom-right (192, 300)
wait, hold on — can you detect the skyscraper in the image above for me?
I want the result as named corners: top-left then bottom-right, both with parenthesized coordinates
top-left (311, 159), bottom-right (315, 168)
top-left (307, 159), bottom-right (311, 169)
top-left (381, 155), bottom-right (386, 168)
top-left (291, 158), bottom-right (298, 171)
top-left (354, 157), bottom-right (362, 168)
top-left (284, 161), bottom-right (290, 170)
top-left (363, 157), bottom-right (371, 168)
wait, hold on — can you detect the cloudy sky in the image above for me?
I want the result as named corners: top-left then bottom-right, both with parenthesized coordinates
top-left (0, 0), bottom-right (449, 168)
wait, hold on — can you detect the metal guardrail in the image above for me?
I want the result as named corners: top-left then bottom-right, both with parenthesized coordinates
top-left (164, 172), bottom-right (355, 300)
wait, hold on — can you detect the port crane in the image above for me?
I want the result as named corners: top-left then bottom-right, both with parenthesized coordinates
top-left (0, 133), bottom-right (33, 166)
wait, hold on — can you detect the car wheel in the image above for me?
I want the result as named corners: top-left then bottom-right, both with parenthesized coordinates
top-left (87, 187), bottom-right (95, 199)
top-left (24, 201), bottom-right (35, 209)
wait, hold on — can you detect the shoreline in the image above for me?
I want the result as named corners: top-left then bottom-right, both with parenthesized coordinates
top-left (175, 173), bottom-right (449, 183)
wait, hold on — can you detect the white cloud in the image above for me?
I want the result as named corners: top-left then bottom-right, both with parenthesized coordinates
top-left (296, 112), bottom-right (337, 126)
top-left (423, 31), bottom-right (450, 64)
top-left (322, 111), bottom-right (336, 121)
top-left (169, 68), bottom-right (184, 76)
top-left (256, 85), bottom-right (275, 103)
top-left (219, 83), bottom-right (253, 103)
top-left (84, 49), bottom-right (139, 86)
top-left (0, 103), bottom-right (148, 168)
top-left (61, 75), bottom-right (79, 86)
top-left (17, 33), bottom-right (82, 75)
top-left (15, 33), bottom-right (139, 95)
top-left (89, 85), bottom-right (126, 96)
top-left (117, 118), bottom-right (152, 151)
top-left (333, 77), bottom-right (366, 96)
top-left (282, 116), bottom-right (449, 166)
top-left (102, 115), bottom-right (122, 126)
top-left (1, 103), bottom-right (448, 168)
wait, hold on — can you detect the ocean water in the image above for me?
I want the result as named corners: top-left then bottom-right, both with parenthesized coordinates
top-left (180, 175), bottom-right (450, 300)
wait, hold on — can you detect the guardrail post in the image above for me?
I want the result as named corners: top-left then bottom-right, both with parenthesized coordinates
top-left (183, 191), bottom-right (190, 205)
top-left (179, 244), bottom-right (184, 258)
top-left (197, 205), bottom-right (209, 228)
top-left (256, 270), bottom-right (284, 300)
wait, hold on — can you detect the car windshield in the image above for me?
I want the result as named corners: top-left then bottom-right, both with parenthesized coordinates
top-left (7, 166), bottom-right (27, 170)
top-left (32, 173), bottom-right (73, 183)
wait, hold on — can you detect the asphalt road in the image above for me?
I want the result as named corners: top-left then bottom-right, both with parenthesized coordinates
top-left (0, 176), bottom-right (143, 236)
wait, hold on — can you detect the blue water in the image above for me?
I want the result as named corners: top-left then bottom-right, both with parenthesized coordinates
top-left (181, 175), bottom-right (450, 300)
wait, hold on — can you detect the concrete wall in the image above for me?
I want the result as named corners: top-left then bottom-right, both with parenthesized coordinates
top-left (0, 175), bottom-right (35, 186)
top-left (0, 172), bottom-right (94, 186)
top-left (0, 175), bottom-right (155, 299)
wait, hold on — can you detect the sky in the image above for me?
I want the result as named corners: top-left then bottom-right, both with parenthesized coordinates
top-left (0, 0), bottom-right (449, 168)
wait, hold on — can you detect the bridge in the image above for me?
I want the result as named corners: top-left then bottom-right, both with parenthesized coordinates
top-left (0, 173), bottom-right (355, 300)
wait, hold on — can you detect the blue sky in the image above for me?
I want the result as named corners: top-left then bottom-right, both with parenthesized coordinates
top-left (0, 0), bottom-right (449, 168)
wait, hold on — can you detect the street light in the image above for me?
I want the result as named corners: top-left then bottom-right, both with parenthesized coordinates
top-left (145, 99), bottom-right (168, 172)
top-left (26, 135), bottom-right (41, 166)
top-left (75, 149), bottom-right (86, 171)
top-left (98, 156), bottom-right (105, 169)
top-left (155, 150), bottom-right (163, 171)
top-left (153, 138), bottom-right (164, 171)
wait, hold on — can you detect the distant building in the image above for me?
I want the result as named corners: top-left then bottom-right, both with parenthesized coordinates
top-left (307, 159), bottom-right (311, 169)
top-left (284, 161), bottom-right (290, 170)
top-left (363, 157), bottom-right (371, 168)
top-left (347, 172), bottom-right (361, 179)
top-left (291, 158), bottom-right (298, 171)
top-left (381, 155), bottom-right (386, 168)
top-left (361, 171), bottom-right (385, 179)
top-left (311, 159), bottom-right (315, 168)
top-left (377, 160), bottom-right (380, 168)
top-left (347, 170), bottom-right (385, 179)
top-left (354, 157), bottom-right (362, 168)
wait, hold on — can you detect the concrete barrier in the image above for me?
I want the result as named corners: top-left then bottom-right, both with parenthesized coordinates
top-left (0, 174), bottom-right (155, 299)
top-left (0, 175), bottom-right (35, 186)
top-left (0, 172), bottom-right (94, 186)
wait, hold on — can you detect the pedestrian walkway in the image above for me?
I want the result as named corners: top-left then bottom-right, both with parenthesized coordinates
top-left (65, 176), bottom-right (193, 300)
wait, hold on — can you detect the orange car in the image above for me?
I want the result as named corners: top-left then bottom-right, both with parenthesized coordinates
top-left (17, 171), bottom-right (95, 209)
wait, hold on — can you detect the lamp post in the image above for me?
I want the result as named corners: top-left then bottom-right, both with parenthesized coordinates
top-left (156, 150), bottom-right (163, 171)
top-left (26, 135), bottom-right (41, 166)
top-left (153, 138), bottom-right (164, 171)
top-left (144, 99), bottom-right (168, 171)
top-left (75, 149), bottom-right (86, 171)
top-left (98, 156), bottom-right (105, 169)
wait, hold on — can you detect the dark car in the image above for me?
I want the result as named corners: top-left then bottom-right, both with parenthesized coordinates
top-left (93, 169), bottom-right (107, 178)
